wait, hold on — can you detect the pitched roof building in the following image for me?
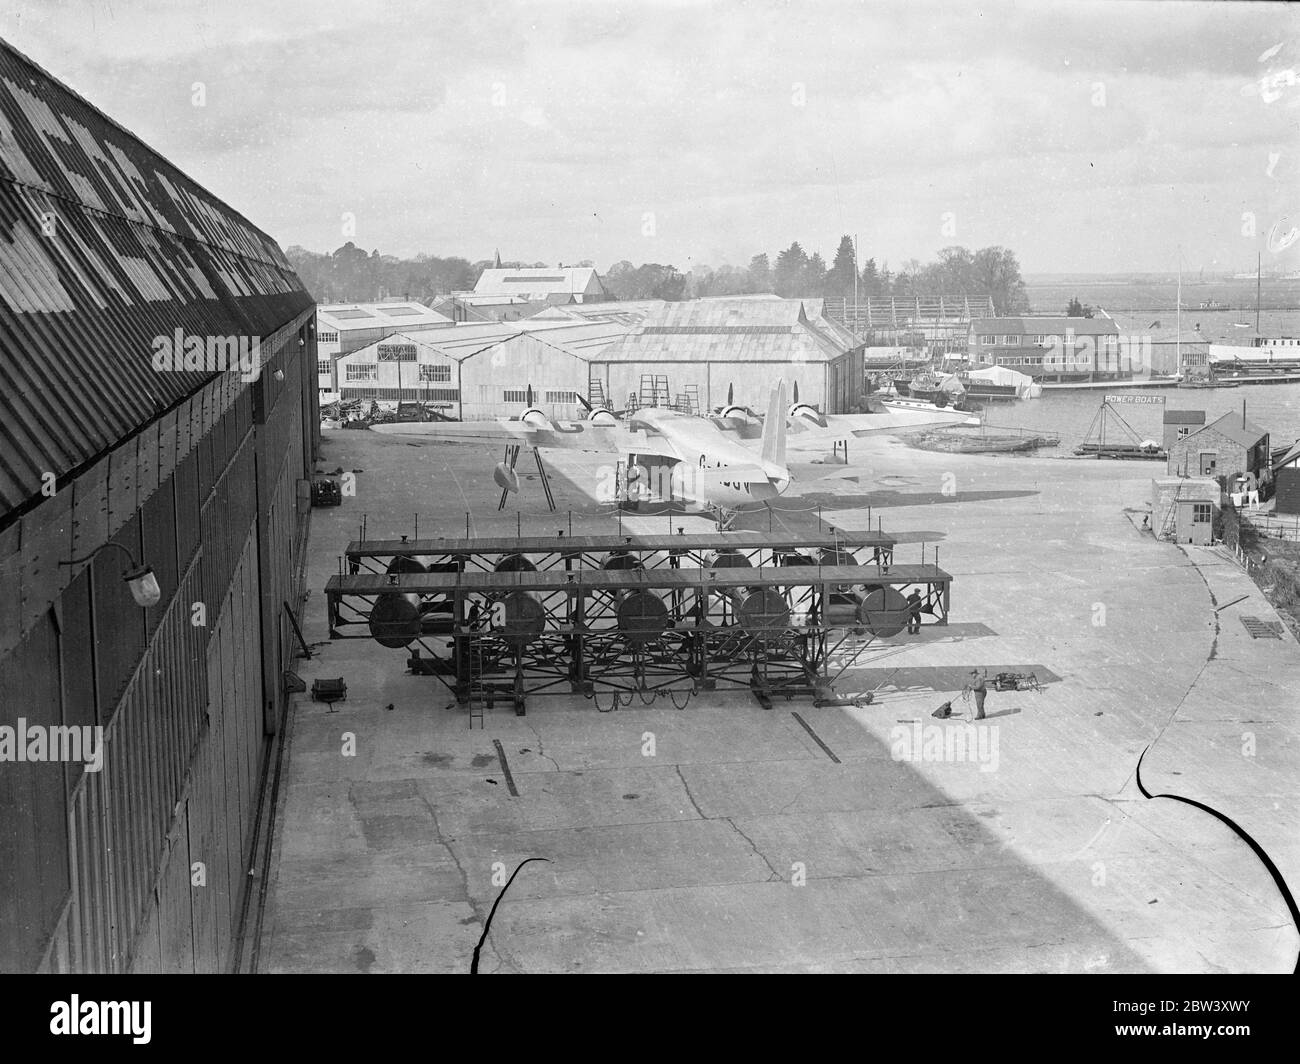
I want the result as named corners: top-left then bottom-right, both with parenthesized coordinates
top-left (1167, 410), bottom-right (1270, 480)
top-left (591, 298), bottom-right (864, 414)
top-left (968, 315), bottom-right (1132, 382)
top-left (473, 266), bottom-right (609, 303)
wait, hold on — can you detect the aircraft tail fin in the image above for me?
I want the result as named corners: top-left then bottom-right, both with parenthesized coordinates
top-left (761, 379), bottom-right (787, 469)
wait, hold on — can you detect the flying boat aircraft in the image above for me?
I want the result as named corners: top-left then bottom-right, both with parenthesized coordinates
top-left (369, 379), bottom-right (973, 523)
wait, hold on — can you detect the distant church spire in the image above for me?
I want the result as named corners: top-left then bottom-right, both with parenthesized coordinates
top-left (493, 248), bottom-right (502, 269)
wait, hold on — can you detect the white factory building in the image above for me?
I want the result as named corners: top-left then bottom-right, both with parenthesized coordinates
top-left (316, 301), bottom-right (454, 394)
top-left (588, 298), bottom-right (866, 414)
top-left (472, 266), bottom-right (610, 303)
top-left (334, 320), bottom-right (629, 420)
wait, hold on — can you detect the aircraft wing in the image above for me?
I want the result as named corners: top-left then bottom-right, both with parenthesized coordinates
top-left (787, 406), bottom-right (979, 443)
top-left (692, 464), bottom-right (772, 487)
top-left (367, 419), bottom-right (681, 459)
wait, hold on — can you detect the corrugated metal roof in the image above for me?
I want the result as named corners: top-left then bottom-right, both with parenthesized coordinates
top-left (526, 321), bottom-right (631, 358)
top-left (1200, 412), bottom-right (1268, 448)
top-left (317, 301), bottom-right (452, 330)
top-left (598, 298), bottom-right (850, 364)
top-left (340, 320), bottom-right (576, 362)
top-left (530, 299), bottom-right (666, 327)
top-left (0, 39), bottom-right (312, 524)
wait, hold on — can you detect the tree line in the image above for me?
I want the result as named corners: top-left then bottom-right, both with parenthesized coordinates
top-left (610, 239), bottom-right (1029, 314)
top-left (286, 236), bottom-right (1030, 315)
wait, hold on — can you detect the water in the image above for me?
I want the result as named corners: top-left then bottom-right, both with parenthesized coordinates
top-left (978, 382), bottom-right (1300, 453)
top-left (1025, 277), bottom-right (1300, 316)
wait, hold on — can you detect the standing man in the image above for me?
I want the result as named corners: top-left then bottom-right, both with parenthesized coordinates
top-left (968, 669), bottom-right (988, 720)
top-left (906, 589), bottom-right (923, 634)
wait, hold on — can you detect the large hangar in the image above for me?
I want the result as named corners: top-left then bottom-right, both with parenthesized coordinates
top-left (336, 320), bottom-right (629, 420)
top-left (590, 298), bottom-right (866, 414)
top-left (0, 41), bottom-right (316, 973)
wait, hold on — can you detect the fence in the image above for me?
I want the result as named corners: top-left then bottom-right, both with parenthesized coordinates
top-left (1243, 512), bottom-right (1300, 542)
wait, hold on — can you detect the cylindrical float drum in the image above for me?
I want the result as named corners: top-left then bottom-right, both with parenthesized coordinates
top-left (706, 549), bottom-right (752, 571)
top-left (386, 555), bottom-right (439, 575)
top-left (705, 548), bottom-right (757, 612)
top-left (370, 593), bottom-right (423, 648)
top-left (737, 589), bottom-right (791, 641)
top-left (616, 590), bottom-right (669, 646)
top-left (494, 590), bottom-right (546, 649)
top-left (817, 547), bottom-right (861, 595)
top-left (494, 553), bottom-right (536, 573)
top-left (857, 587), bottom-right (909, 637)
top-left (601, 550), bottom-right (642, 571)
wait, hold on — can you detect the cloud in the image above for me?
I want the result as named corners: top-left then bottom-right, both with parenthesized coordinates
top-left (2, 0), bottom-right (1296, 273)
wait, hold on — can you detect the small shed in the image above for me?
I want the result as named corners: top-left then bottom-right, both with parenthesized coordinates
top-left (1151, 476), bottom-right (1221, 544)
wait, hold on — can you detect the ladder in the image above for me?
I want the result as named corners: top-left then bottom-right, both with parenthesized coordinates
top-left (588, 377), bottom-right (607, 410)
top-left (1159, 482), bottom-right (1183, 540)
top-left (464, 627), bottom-right (486, 729)
top-left (639, 373), bottom-right (670, 408)
top-left (680, 383), bottom-right (701, 415)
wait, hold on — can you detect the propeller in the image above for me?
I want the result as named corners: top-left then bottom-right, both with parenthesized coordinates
top-left (717, 380), bottom-right (758, 421)
top-left (520, 382), bottom-right (554, 428)
top-left (787, 378), bottom-right (827, 427)
top-left (577, 392), bottom-right (619, 425)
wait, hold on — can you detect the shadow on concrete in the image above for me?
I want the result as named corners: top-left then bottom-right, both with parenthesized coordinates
top-left (859, 663), bottom-right (1063, 693)
top-left (886, 622), bottom-right (999, 641)
top-left (800, 489), bottom-right (1041, 510)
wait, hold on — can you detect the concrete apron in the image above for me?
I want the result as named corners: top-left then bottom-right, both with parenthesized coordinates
top-left (258, 429), bottom-right (1300, 973)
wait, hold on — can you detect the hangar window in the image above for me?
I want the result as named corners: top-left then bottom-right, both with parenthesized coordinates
top-left (318, 331), bottom-right (339, 343)
top-left (546, 390), bottom-right (578, 404)
top-left (317, 360), bottom-right (331, 376)
top-left (346, 363), bottom-right (378, 381)
top-left (419, 364), bottom-right (451, 382)
top-left (377, 344), bottom-right (417, 361)
top-left (504, 389), bottom-right (529, 403)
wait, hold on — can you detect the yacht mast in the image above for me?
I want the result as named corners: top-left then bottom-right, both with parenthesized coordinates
top-left (1176, 249), bottom-right (1182, 376)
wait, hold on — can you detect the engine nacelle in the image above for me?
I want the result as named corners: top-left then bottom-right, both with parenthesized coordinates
top-left (521, 407), bottom-right (553, 428)
top-left (789, 402), bottom-right (827, 428)
top-left (719, 404), bottom-right (751, 422)
top-left (587, 408), bottom-right (618, 426)
top-left (493, 462), bottom-right (519, 492)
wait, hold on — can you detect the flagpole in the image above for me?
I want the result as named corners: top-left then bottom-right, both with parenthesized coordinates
top-left (1176, 247), bottom-right (1181, 378)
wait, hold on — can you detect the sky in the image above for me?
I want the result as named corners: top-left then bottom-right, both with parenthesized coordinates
top-left (1, 0), bottom-right (1298, 276)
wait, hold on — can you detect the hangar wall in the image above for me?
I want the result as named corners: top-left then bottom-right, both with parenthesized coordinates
top-left (0, 38), bottom-right (318, 973)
